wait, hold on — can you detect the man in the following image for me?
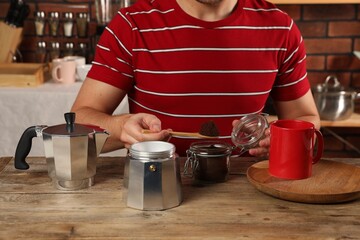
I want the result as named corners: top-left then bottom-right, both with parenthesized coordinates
top-left (71, 0), bottom-right (320, 156)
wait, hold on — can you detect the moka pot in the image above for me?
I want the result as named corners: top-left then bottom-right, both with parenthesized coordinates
top-left (14, 112), bottom-right (109, 190)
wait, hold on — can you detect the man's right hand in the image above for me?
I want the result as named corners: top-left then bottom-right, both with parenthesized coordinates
top-left (118, 113), bottom-right (171, 149)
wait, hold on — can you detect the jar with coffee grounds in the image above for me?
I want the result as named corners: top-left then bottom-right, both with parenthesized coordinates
top-left (185, 141), bottom-right (232, 184)
top-left (185, 114), bottom-right (269, 184)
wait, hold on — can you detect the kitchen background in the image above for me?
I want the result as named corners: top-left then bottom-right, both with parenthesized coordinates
top-left (0, 0), bottom-right (359, 157)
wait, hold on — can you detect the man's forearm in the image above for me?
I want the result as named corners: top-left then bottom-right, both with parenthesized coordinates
top-left (71, 106), bottom-right (131, 152)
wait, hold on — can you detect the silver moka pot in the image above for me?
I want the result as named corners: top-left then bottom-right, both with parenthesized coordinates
top-left (14, 112), bottom-right (109, 190)
top-left (124, 141), bottom-right (183, 210)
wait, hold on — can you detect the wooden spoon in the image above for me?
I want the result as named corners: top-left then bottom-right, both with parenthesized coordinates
top-left (142, 129), bottom-right (217, 139)
top-left (142, 120), bottom-right (220, 139)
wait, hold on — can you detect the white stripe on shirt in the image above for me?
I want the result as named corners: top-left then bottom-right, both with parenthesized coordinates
top-left (273, 73), bottom-right (307, 88)
top-left (243, 7), bottom-right (284, 13)
top-left (92, 61), bottom-right (133, 78)
top-left (118, 11), bottom-right (132, 28)
top-left (134, 69), bottom-right (278, 74)
top-left (129, 8), bottom-right (174, 15)
top-left (216, 25), bottom-right (291, 30)
top-left (133, 47), bottom-right (287, 53)
top-left (139, 25), bottom-right (203, 32)
top-left (129, 97), bottom-right (263, 118)
top-left (105, 26), bottom-right (133, 57)
top-left (134, 86), bottom-right (272, 96)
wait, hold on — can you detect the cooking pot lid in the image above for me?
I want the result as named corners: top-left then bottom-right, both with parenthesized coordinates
top-left (43, 123), bottom-right (95, 136)
top-left (315, 75), bottom-right (344, 92)
top-left (231, 114), bottom-right (268, 149)
top-left (42, 112), bottom-right (97, 136)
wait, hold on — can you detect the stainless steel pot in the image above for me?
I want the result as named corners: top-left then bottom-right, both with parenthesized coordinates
top-left (313, 76), bottom-right (360, 121)
top-left (124, 141), bottom-right (182, 210)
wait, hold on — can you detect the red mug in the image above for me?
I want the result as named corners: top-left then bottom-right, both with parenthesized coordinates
top-left (269, 119), bottom-right (324, 180)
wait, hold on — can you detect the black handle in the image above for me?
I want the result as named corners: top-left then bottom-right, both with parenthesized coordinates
top-left (65, 112), bottom-right (76, 133)
top-left (14, 126), bottom-right (38, 170)
top-left (4, 0), bottom-right (18, 25)
top-left (15, 3), bottom-right (29, 27)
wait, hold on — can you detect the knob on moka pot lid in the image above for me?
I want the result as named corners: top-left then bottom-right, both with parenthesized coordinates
top-left (43, 112), bottom-right (106, 136)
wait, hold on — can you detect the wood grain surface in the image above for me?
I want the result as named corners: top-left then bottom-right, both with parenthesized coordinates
top-left (267, 113), bottom-right (360, 127)
top-left (247, 160), bottom-right (360, 203)
top-left (0, 156), bottom-right (359, 239)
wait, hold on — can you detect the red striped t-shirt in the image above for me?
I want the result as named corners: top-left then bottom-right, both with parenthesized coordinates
top-left (88, 0), bottom-right (310, 155)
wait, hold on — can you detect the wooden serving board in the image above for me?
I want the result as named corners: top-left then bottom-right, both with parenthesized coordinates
top-left (247, 160), bottom-right (360, 204)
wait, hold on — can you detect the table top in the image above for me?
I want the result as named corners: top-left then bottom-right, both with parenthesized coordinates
top-left (267, 113), bottom-right (360, 127)
top-left (0, 156), bottom-right (359, 239)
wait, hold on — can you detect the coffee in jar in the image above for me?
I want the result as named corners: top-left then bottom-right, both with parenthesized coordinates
top-left (185, 141), bottom-right (232, 183)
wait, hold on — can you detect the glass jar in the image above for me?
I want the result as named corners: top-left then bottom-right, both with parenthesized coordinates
top-left (118, 0), bottom-right (132, 8)
top-left (63, 42), bottom-right (74, 56)
top-left (36, 41), bottom-right (47, 63)
top-left (185, 114), bottom-right (269, 184)
top-left (34, 11), bottom-right (45, 36)
top-left (50, 42), bottom-right (60, 61)
top-left (95, 0), bottom-right (113, 26)
top-left (76, 13), bottom-right (88, 38)
top-left (63, 12), bottom-right (74, 37)
top-left (49, 12), bottom-right (59, 37)
top-left (186, 141), bottom-right (232, 183)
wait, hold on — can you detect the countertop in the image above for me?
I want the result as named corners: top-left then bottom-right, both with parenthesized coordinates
top-left (0, 156), bottom-right (359, 239)
top-left (267, 113), bottom-right (360, 127)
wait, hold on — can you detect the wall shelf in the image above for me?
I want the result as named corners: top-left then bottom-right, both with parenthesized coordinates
top-left (271, 0), bottom-right (360, 4)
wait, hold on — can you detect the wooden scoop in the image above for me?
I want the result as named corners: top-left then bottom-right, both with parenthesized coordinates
top-left (142, 129), bottom-right (216, 138)
top-left (143, 120), bottom-right (220, 139)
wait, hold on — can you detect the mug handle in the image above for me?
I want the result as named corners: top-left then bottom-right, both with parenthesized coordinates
top-left (52, 65), bottom-right (63, 82)
top-left (312, 129), bottom-right (324, 164)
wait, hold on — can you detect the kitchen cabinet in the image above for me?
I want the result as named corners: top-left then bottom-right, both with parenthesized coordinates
top-left (271, 0), bottom-right (360, 4)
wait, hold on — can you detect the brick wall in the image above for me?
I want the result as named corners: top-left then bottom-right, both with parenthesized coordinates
top-left (279, 4), bottom-right (360, 91)
top-left (278, 4), bottom-right (360, 157)
top-left (0, 1), bottom-right (359, 157)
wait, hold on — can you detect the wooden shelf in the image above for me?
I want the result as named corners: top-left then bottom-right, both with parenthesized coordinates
top-left (267, 113), bottom-right (360, 127)
top-left (271, 0), bottom-right (360, 4)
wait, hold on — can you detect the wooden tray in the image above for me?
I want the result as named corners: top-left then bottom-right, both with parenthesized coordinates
top-left (247, 160), bottom-right (360, 204)
top-left (0, 63), bottom-right (48, 87)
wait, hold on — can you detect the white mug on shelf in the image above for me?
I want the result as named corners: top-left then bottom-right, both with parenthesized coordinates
top-left (63, 55), bottom-right (86, 67)
top-left (51, 56), bottom-right (86, 82)
top-left (63, 56), bottom-right (86, 81)
top-left (51, 58), bottom-right (77, 84)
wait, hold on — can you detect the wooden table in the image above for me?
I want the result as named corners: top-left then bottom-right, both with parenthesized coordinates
top-left (0, 156), bottom-right (359, 239)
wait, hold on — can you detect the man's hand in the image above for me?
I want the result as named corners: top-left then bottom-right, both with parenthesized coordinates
top-left (248, 128), bottom-right (270, 158)
top-left (119, 113), bottom-right (170, 149)
top-left (232, 119), bottom-right (270, 158)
